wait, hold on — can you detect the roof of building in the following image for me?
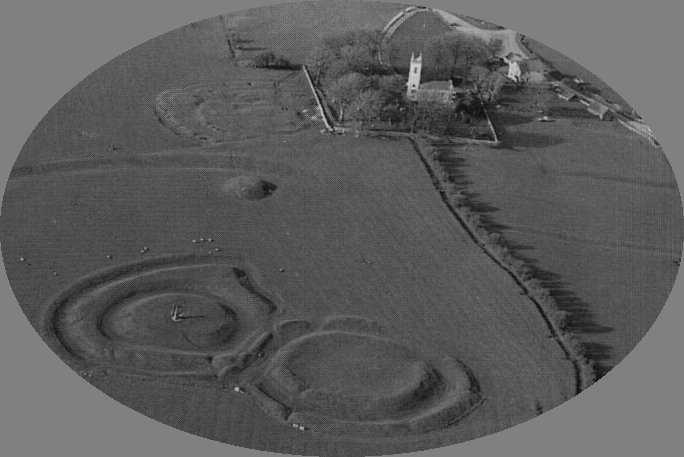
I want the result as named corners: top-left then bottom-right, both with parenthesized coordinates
top-left (418, 80), bottom-right (453, 91)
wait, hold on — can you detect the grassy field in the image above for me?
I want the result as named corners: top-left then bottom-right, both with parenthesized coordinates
top-left (433, 85), bottom-right (682, 377)
top-left (3, 129), bottom-right (580, 454)
top-left (222, 0), bottom-right (405, 64)
top-left (17, 16), bottom-right (233, 166)
top-left (154, 69), bottom-right (315, 144)
top-left (451, 13), bottom-right (505, 30)
top-left (386, 9), bottom-right (452, 73)
top-left (16, 1), bottom-right (405, 167)
top-left (2, 2), bottom-right (681, 455)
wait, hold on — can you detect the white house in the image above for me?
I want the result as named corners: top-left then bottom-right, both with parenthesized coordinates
top-left (504, 52), bottom-right (524, 83)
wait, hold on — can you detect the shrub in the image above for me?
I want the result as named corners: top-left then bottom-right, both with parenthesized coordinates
top-left (326, 72), bottom-right (372, 122)
top-left (349, 90), bottom-right (386, 125)
top-left (307, 30), bottom-right (390, 83)
top-left (422, 32), bottom-right (497, 80)
top-left (469, 65), bottom-right (507, 104)
top-left (253, 51), bottom-right (296, 69)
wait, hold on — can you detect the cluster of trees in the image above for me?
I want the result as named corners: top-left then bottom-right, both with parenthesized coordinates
top-left (306, 30), bottom-right (408, 124)
top-left (252, 51), bottom-right (297, 70)
top-left (306, 30), bottom-right (390, 84)
top-left (307, 29), bottom-right (507, 132)
top-left (422, 33), bottom-right (502, 80)
top-left (469, 65), bottom-right (508, 104)
top-left (389, 31), bottom-right (502, 81)
top-left (325, 72), bottom-right (406, 124)
top-left (409, 92), bottom-right (490, 137)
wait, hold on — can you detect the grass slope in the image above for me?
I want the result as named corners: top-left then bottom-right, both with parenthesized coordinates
top-left (3, 131), bottom-right (577, 455)
top-left (3, 2), bottom-right (678, 455)
top-left (434, 87), bottom-right (682, 377)
top-left (17, 1), bottom-right (405, 167)
top-left (386, 9), bottom-right (452, 72)
top-left (224, 0), bottom-right (405, 64)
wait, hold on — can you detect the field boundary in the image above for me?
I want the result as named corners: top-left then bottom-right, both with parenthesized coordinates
top-left (407, 136), bottom-right (596, 393)
top-left (475, 93), bottom-right (501, 146)
top-left (301, 65), bottom-right (337, 133)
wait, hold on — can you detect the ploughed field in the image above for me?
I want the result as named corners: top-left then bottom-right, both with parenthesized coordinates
top-left (434, 85), bottom-right (683, 377)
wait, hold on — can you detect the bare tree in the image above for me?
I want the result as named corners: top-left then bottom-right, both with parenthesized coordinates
top-left (308, 30), bottom-right (388, 83)
top-left (326, 72), bottom-right (371, 122)
top-left (350, 90), bottom-right (386, 126)
top-left (469, 65), bottom-right (507, 104)
top-left (423, 32), bottom-right (497, 80)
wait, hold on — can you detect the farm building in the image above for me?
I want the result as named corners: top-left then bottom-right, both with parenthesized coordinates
top-left (504, 52), bottom-right (546, 83)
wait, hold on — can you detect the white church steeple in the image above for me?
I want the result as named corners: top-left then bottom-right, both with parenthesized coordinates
top-left (406, 52), bottom-right (422, 101)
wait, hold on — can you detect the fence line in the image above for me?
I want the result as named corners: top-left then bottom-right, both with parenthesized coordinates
top-left (301, 65), bottom-right (336, 133)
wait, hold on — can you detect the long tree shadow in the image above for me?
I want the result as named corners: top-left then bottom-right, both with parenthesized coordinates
top-left (433, 145), bottom-right (614, 379)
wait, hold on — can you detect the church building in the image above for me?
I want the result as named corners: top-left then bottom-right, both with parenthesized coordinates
top-left (405, 53), bottom-right (460, 104)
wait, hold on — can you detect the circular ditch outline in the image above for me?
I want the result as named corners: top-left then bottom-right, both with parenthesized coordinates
top-left (241, 315), bottom-right (483, 437)
top-left (42, 254), bottom-right (281, 378)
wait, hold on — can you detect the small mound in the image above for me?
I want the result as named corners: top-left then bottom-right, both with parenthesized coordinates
top-left (222, 175), bottom-right (277, 200)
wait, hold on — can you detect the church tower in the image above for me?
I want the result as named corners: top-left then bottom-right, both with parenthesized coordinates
top-left (406, 52), bottom-right (422, 101)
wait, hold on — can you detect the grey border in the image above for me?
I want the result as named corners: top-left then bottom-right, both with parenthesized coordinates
top-left (0, 1), bottom-right (682, 456)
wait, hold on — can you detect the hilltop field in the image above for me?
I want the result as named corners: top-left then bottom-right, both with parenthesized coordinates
top-left (1, 2), bottom-right (682, 456)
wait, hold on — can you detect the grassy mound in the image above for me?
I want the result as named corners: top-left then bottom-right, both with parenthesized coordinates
top-left (254, 326), bottom-right (481, 436)
top-left (222, 175), bottom-right (277, 200)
